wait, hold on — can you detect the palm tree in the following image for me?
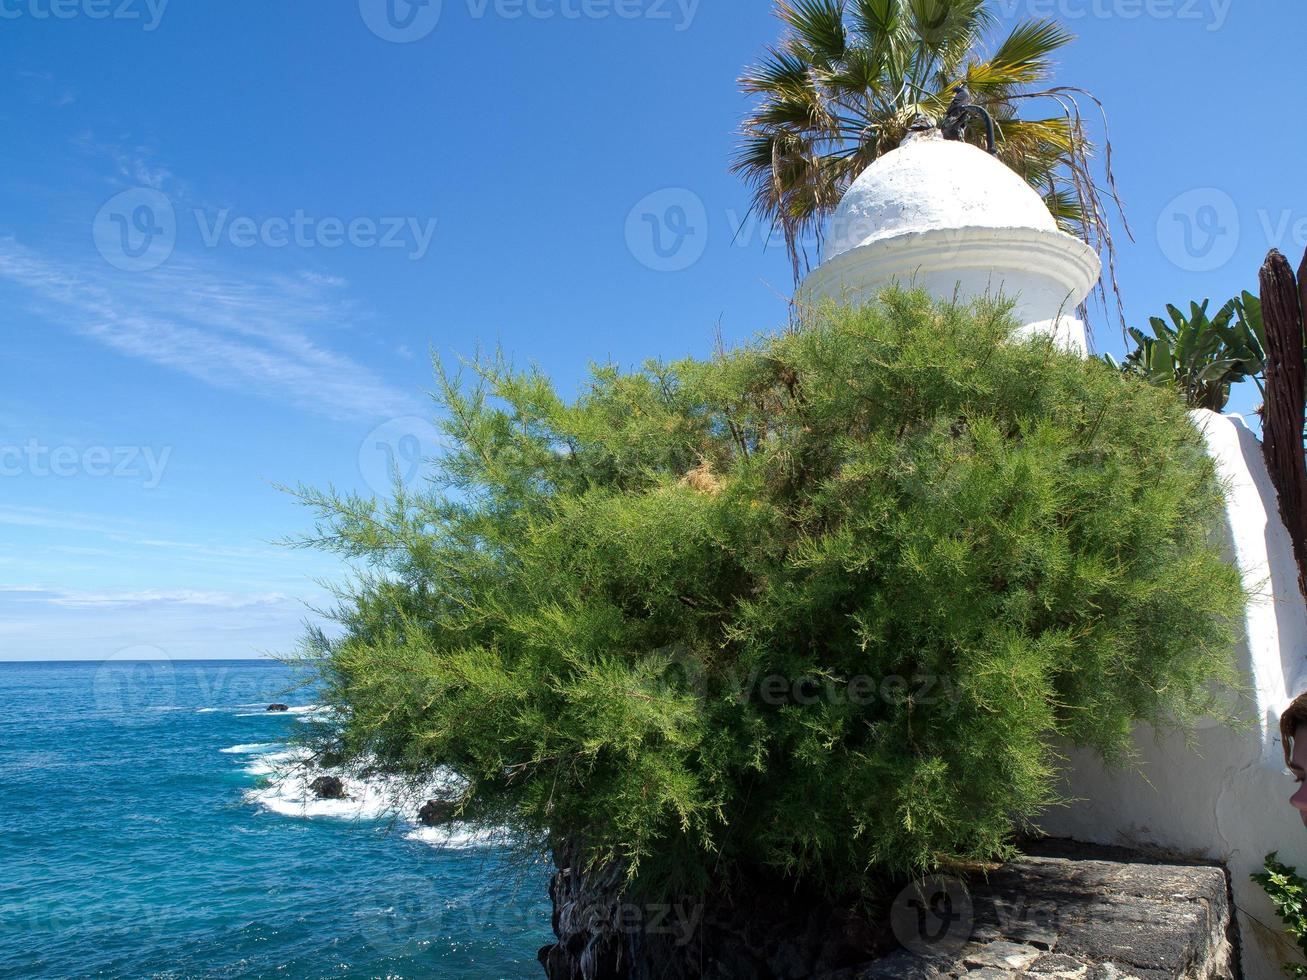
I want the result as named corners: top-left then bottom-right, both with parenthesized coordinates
top-left (735, 0), bottom-right (1126, 315)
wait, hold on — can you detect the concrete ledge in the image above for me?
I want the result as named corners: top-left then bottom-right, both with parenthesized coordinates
top-left (821, 843), bottom-right (1237, 980)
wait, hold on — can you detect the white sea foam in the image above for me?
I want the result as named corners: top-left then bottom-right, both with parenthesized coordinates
top-left (243, 749), bottom-right (300, 778)
top-left (199, 704), bottom-right (270, 713)
top-left (404, 823), bottom-right (509, 850)
top-left (219, 742), bottom-right (281, 755)
top-left (238, 751), bottom-right (496, 847)
top-left (233, 704), bottom-right (325, 719)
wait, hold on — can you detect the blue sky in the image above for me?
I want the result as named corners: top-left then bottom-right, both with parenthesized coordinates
top-left (1, 0), bottom-right (1302, 661)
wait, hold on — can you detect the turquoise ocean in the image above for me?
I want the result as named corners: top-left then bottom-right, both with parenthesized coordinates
top-left (0, 660), bottom-right (551, 979)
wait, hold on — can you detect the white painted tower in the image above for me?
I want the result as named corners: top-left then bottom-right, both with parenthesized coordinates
top-left (802, 128), bottom-right (1101, 352)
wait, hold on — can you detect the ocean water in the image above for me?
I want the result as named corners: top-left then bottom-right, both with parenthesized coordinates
top-left (0, 660), bottom-right (552, 979)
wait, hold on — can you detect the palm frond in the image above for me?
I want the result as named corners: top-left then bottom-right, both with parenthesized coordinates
top-left (777, 0), bottom-right (849, 66)
top-left (988, 19), bottom-right (1073, 83)
top-left (734, 0), bottom-right (1129, 338)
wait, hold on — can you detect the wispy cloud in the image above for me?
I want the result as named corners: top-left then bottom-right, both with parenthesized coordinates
top-left (71, 131), bottom-right (175, 192)
top-left (0, 239), bottom-right (421, 422)
top-left (17, 68), bottom-right (77, 109)
top-left (0, 585), bottom-right (290, 610)
top-left (0, 504), bottom-right (346, 609)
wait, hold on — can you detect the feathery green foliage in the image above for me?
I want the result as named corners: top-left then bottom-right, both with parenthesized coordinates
top-left (1254, 853), bottom-right (1307, 978)
top-left (293, 291), bottom-right (1244, 902)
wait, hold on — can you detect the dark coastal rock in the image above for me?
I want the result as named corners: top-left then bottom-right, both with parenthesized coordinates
top-left (309, 775), bottom-right (346, 800)
top-left (537, 838), bottom-right (888, 980)
top-left (266, 703), bottom-right (290, 712)
top-left (537, 840), bottom-right (1237, 980)
top-left (417, 799), bottom-right (458, 826)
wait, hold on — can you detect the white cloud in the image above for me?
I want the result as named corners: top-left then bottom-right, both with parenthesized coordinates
top-left (0, 585), bottom-right (291, 610)
top-left (71, 132), bottom-right (173, 191)
top-left (0, 239), bottom-right (421, 422)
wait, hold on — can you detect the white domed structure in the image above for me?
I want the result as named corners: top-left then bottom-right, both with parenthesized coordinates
top-left (801, 129), bottom-right (1101, 353)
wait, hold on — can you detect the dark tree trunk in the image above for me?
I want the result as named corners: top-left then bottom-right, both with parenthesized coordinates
top-left (1259, 249), bottom-right (1307, 599)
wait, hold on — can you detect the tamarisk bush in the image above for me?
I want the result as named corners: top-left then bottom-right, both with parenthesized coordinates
top-left (291, 290), bottom-right (1245, 901)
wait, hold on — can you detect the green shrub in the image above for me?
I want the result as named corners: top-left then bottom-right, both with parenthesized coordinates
top-left (1107, 293), bottom-right (1265, 411)
top-left (1254, 853), bottom-right (1307, 978)
top-left (294, 290), bottom-right (1245, 901)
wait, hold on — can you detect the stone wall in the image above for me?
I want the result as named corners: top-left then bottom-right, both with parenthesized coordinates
top-left (538, 841), bottom-right (1239, 980)
top-left (827, 843), bottom-right (1237, 980)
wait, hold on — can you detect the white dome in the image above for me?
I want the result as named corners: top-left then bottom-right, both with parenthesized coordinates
top-left (802, 129), bottom-right (1101, 354)
top-left (825, 133), bottom-right (1060, 262)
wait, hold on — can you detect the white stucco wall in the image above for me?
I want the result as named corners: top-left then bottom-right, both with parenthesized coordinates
top-left (801, 225), bottom-right (1095, 354)
top-left (1037, 410), bottom-right (1307, 980)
